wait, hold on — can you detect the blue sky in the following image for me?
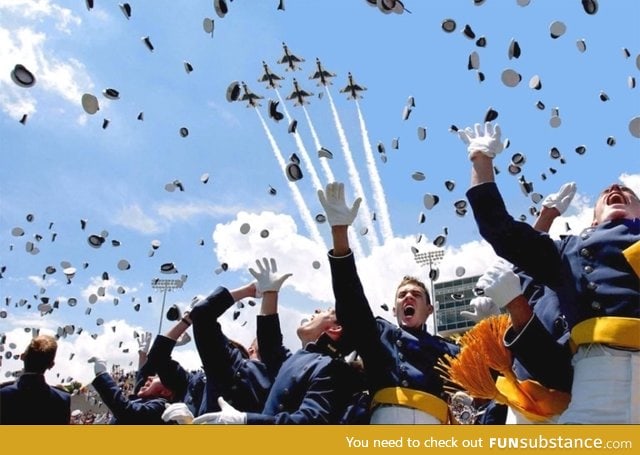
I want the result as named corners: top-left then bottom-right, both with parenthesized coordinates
top-left (1, 0), bottom-right (638, 385)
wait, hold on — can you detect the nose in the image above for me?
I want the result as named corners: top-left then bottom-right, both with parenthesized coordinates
top-left (609, 184), bottom-right (622, 192)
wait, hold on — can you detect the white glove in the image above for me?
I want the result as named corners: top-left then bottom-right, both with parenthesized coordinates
top-left (542, 182), bottom-right (577, 215)
top-left (137, 331), bottom-right (153, 354)
top-left (162, 402), bottom-right (194, 424)
top-left (88, 357), bottom-right (108, 376)
top-left (475, 260), bottom-right (522, 309)
top-left (458, 122), bottom-right (504, 159)
top-left (248, 257), bottom-right (292, 294)
top-left (317, 182), bottom-right (362, 227)
top-left (192, 397), bottom-right (247, 424)
top-left (459, 296), bottom-right (501, 322)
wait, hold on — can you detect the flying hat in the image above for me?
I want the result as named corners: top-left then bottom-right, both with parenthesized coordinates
top-left (10, 64), bottom-right (36, 88)
top-left (508, 39), bottom-right (521, 59)
top-left (441, 19), bottom-right (456, 33)
top-left (81, 93), bottom-right (99, 114)
top-left (240, 223), bottom-right (251, 234)
top-left (288, 119), bottom-right (298, 133)
top-left (142, 36), bottom-right (154, 51)
top-left (412, 171), bottom-right (426, 181)
top-left (103, 88), bottom-right (120, 100)
top-left (203, 18), bottom-right (214, 35)
top-left (581, 0), bottom-right (598, 15)
top-left (501, 69), bottom-right (522, 87)
top-left (318, 147), bottom-right (333, 159)
top-left (417, 126), bottom-right (427, 141)
top-left (119, 3), bottom-right (131, 19)
top-left (161, 263), bottom-right (178, 274)
top-left (549, 21), bottom-right (566, 39)
top-left (423, 194), bottom-right (440, 210)
top-left (484, 107), bottom-right (498, 122)
top-left (629, 116), bottom-right (640, 138)
top-left (285, 162), bottom-right (303, 182)
top-left (445, 180), bottom-right (455, 191)
top-left (226, 81), bottom-right (241, 102)
top-left (214, 0), bottom-right (228, 18)
top-left (529, 75), bottom-right (542, 90)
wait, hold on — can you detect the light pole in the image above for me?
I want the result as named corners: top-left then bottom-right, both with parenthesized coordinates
top-left (413, 249), bottom-right (445, 334)
top-left (151, 278), bottom-right (185, 334)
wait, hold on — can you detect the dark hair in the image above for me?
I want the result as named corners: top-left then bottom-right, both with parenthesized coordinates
top-left (23, 335), bottom-right (57, 374)
top-left (396, 275), bottom-right (431, 306)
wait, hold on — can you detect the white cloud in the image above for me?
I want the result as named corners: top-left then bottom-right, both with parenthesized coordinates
top-left (113, 204), bottom-right (162, 234)
top-left (0, 2), bottom-right (91, 120)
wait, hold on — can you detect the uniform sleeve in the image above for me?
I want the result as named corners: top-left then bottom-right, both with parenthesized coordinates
top-left (92, 373), bottom-right (167, 424)
top-left (328, 252), bottom-right (385, 363)
top-left (245, 361), bottom-right (350, 424)
top-left (257, 314), bottom-right (291, 380)
top-left (504, 315), bottom-right (573, 392)
top-left (467, 182), bottom-right (564, 288)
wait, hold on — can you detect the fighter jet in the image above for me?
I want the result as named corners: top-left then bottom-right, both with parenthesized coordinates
top-left (277, 42), bottom-right (305, 71)
top-left (309, 58), bottom-right (336, 86)
top-left (339, 72), bottom-right (367, 100)
top-left (286, 78), bottom-right (314, 106)
top-left (258, 61), bottom-right (284, 89)
top-left (240, 82), bottom-right (264, 107)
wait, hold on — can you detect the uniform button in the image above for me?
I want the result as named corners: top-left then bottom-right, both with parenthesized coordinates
top-left (398, 353), bottom-right (404, 361)
top-left (580, 232), bottom-right (591, 240)
top-left (591, 301), bottom-right (601, 310)
top-left (401, 380), bottom-right (409, 387)
top-left (587, 282), bottom-right (597, 291)
top-left (583, 265), bottom-right (593, 274)
top-left (396, 340), bottom-right (403, 347)
top-left (278, 404), bottom-right (284, 411)
top-left (579, 248), bottom-right (590, 258)
top-left (236, 371), bottom-right (242, 378)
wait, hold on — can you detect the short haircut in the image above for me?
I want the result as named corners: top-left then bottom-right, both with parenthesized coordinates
top-left (23, 335), bottom-right (57, 374)
top-left (396, 275), bottom-right (431, 306)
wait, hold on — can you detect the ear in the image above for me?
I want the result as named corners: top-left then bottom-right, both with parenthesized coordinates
top-left (326, 324), bottom-right (343, 341)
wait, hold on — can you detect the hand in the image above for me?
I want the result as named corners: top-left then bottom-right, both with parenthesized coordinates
top-left (459, 296), bottom-right (501, 322)
top-left (458, 122), bottom-right (503, 159)
top-left (88, 357), bottom-right (108, 376)
top-left (248, 257), bottom-right (292, 294)
top-left (162, 402), bottom-right (194, 424)
top-left (542, 182), bottom-right (577, 215)
top-left (317, 182), bottom-right (362, 227)
top-left (192, 397), bottom-right (247, 424)
top-left (475, 259), bottom-right (522, 309)
top-left (137, 331), bottom-right (153, 354)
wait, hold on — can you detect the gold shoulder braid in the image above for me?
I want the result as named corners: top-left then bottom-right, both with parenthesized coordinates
top-left (437, 314), bottom-right (570, 422)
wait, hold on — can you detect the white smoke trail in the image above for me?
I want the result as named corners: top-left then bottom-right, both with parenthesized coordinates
top-left (325, 88), bottom-right (380, 249)
top-left (302, 106), bottom-right (335, 183)
top-left (302, 100), bottom-right (366, 259)
top-left (275, 90), bottom-right (323, 193)
top-left (256, 110), bottom-right (326, 249)
top-left (356, 100), bottom-right (394, 242)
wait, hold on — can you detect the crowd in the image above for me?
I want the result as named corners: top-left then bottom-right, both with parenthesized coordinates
top-left (1, 121), bottom-right (638, 425)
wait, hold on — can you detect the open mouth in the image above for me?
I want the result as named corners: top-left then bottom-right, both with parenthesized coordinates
top-left (403, 304), bottom-right (416, 317)
top-left (606, 192), bottom-right (626, 205)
